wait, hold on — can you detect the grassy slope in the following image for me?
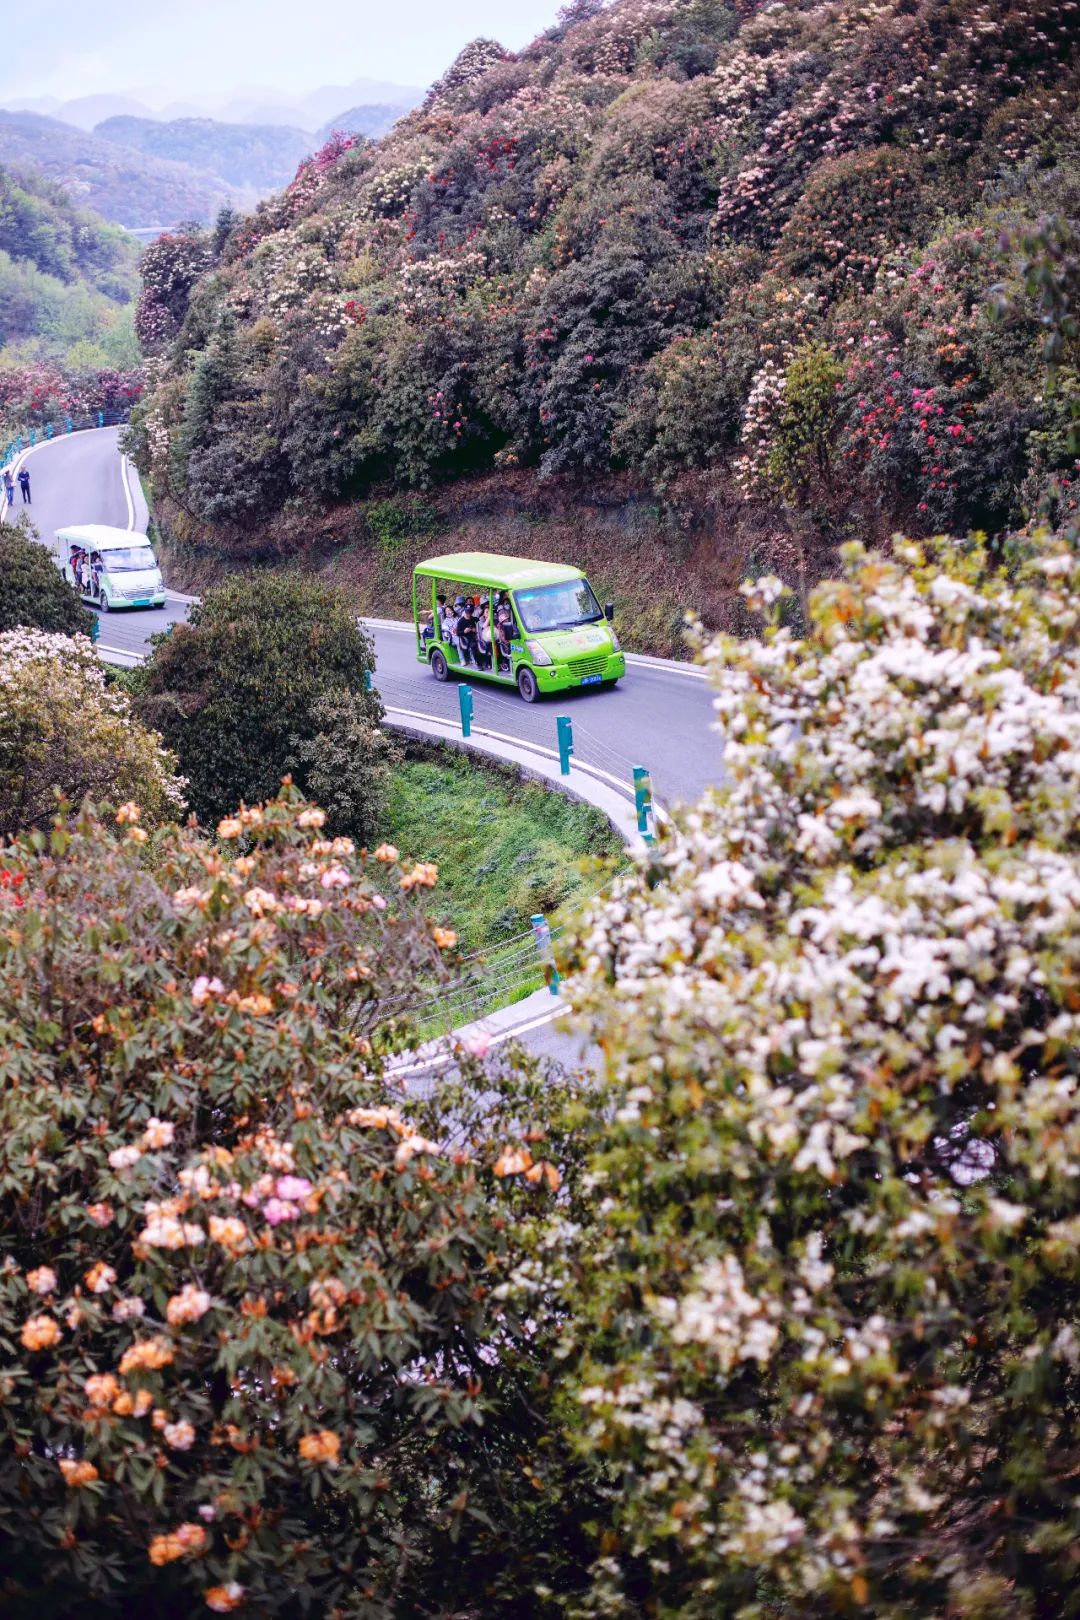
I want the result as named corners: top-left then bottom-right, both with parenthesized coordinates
top-left (382, 748), bottom-right (621, 956)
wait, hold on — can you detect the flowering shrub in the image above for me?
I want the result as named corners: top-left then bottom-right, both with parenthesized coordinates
top-left (130, 0), bottom-right (1080, 537)
top-left (0, 627), bottom-right (184, 835)
top-left (0, 791), bottom-right (583, 1616)
top-left (552, 530), bottom-right (1080, 1616)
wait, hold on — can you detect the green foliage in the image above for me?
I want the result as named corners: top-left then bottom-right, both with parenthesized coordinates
top-left (135, 573), bottom-right (385, 826)
top-left (0, 788), bottom-right (592, 1618)
top-left (769, 340), bottom-right (844, 498)
top-left (0, 523), bottom-right (94, 637)
top-left (0, 627), bottom-right (185, 837)
top-left (287, 688), bottom-right (400, 847)
top-left (0, 162), bottom-right (139, 361)
top-left (364, 497), bottom-right (438, 557)
top-left (382, 749), bottom-right (621, 952)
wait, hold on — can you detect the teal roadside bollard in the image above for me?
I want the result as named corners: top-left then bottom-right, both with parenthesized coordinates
top-left (459, 684), bottom-right (473, 738)
top-left (97, 411), bottom-right (105, 428)
top-left (634, 766), bottom-right (656, 844)
top-left (531, 913), bottom-right (561, 996)
top-left (65, 415), bottom-right (73, 433)
top-left (89, 616), bottom-right (100, 646)
top-left (557, 715), bottom-right (573, 775)
top-left (45, 423), bottom-right (53, 439)
top-left (29, 430), bottom-right (36, 447)
top-left (363, 669), bottom-right (374, 692)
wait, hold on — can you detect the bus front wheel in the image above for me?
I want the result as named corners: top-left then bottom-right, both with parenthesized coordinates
top-left (517, 668), bottom-right (539, 704)
top-left (430, 649), bottom-right (449, 682)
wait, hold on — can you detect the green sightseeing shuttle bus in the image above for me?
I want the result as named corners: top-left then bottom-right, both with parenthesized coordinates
top-left (413, 552), bottom-right (626, 703)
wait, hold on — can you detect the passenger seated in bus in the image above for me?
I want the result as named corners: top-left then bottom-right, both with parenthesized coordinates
top-left (420, 610), bottom-right (435, 647)
top-left (475, 613), bottom-right (492, 670)
top-left (495, 606), bottom-right (513, 672)
top-left (456, 600), bottom-right (479, 666)
top-left (440, 599), bottom-right (458, 650)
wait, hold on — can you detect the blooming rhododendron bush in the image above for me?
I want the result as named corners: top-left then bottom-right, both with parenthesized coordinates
top-left (0, 628), bottom-right (184, 837)
top-left (552, 533), bottom-right (1080, 1617)
top-left (0, 790), bottom-right (589, 1616)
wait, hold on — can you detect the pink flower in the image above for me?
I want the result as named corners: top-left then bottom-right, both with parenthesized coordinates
top-left (192, 976), bottom-right (225, 1006)
top-left (275, 1176), bottom-right (312, 1202)
top-left (319, 867), bottom-right (351, 890)
top-left (263, 1199), bottom-right (299, 1226)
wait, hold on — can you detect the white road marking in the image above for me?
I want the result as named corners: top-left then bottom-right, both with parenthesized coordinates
top-left (121, 453), bottom-right (136, 530)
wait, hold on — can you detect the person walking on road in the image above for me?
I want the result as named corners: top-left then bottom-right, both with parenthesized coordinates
top-left (17, 468), bottom-right (30, 504)
top-left (2, 469), bottom-right (14, 508)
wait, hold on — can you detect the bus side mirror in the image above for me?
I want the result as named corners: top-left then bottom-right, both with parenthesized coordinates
top-left (604, 602), bottom-right (615, 622)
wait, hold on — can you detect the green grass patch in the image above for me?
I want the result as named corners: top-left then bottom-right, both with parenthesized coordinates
top-left (382, 746), bottom-right (622, 957)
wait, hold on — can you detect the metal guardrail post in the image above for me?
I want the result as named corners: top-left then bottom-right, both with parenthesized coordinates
top-left (531, 913), bottom-right (561, 995)
top-left (633, 766), bottom-right (656, 844)
top-left (557, 715), bottom-right (573, 775)
top-left (459, 683), bottom-right (474, 738)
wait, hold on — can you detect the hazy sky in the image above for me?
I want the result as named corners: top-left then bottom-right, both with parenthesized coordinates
top-left (0, 0), bottom-right (562, 104)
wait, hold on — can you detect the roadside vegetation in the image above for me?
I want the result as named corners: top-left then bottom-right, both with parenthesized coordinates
top-left (382, 746), bottom-right (620, 954)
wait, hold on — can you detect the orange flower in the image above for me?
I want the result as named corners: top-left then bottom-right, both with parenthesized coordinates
top-left (204, 1583), bottom-right (245, 1613)
top-left (298, 1429), bottom-right (341, 1467)
top-left (493, 1148), bottom-right (533, 1178)
top-left (208, 1215), bottom-right (249, 1252)
top-left (112, 1391), bottom-right (134, 1416)
top-left (118, 1336), bottom-right (174, 1374)
top-left (21, 1314), bottom-right (62, 1351)
top-left (372, 843), bottom-right (399, 863)
top-left (115, 801), bottom-right (142, 825)
top-left (432, 927), bottom-right (458, 950)
top-left (59, 1458), bottom-right (99, 1488)
top-left (85, 1373), bottom-right (122, 1408)
top-left (217, 817), bottom-right (243, 840)
top-left (524, 1160), bottom-right (562, 1191)
top-left (149, 1523), bottom-right (208, 1565)
top-left (236, 993), bottom-right (274, 1016)
top-left (26, 1266), bottom-right (57, 1295)
top-left (166, 1284), bottom-right (212, 1326)
top-left (84, 1262), bottom-right (117, 1295)
top-left (399, 861), bottom-right (438, 892)
top-left (86, 1201), bottom-right (114, 1227)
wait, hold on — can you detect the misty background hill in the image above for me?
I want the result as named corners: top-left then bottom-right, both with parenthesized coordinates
top-left (0, 78), bottom-right (423, 228)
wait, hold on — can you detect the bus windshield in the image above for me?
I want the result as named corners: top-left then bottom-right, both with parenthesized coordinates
top-left (514, 579), bottom-right (602, 633)
top-left (103, 546), bottom-right (157, 573)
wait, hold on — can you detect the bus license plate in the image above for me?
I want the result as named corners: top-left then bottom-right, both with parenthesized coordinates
top-left (580, 673), bottom-right (603, 685)
top-left (134, 599), bottom-right (150, 607)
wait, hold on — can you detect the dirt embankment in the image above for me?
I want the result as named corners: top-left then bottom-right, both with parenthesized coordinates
top-left (151, 468), bottom-right (871, 658)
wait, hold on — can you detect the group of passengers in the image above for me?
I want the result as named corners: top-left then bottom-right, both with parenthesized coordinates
top-left (69, 546), bottom-right (102, 597)
top-left (422, 592), bottom-right (516, 673)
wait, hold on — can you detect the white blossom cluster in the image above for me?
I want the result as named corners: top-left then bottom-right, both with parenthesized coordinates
top-left (557, 531), bottom-right (1080, 1613)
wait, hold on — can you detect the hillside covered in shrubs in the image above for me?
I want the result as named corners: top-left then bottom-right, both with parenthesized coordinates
top-left (130, 0), bottom-right (1080, 640)
top-left (0, 162), bottom-right (140, 364)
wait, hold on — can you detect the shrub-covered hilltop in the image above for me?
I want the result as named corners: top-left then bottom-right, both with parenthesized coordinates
top-left (130, 0), bottom-right (1080, 647)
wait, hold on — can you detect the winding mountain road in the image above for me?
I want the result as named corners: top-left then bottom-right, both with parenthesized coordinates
top-left (5, 427), bottom-right (725, 1068)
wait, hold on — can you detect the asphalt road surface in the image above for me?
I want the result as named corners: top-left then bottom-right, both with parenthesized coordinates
top-left (10, 427), bottom-right (725, 1068)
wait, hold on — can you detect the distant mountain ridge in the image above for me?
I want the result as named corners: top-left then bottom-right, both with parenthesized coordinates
top-left (5, 78), bottom-right (423, 134)
top-left (0, 110), bottom-right (234, 227)
top-left (94, 116), bottom-right (313, 195)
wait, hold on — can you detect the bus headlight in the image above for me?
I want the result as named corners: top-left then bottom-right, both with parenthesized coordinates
top-left (609, 628), bottom-right (621, 652)
top-left (526, 639), bottom-right (553, 666)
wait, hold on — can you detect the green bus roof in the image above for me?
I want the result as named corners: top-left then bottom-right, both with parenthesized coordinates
top-left (414, 552), bottom-right (585, 590)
